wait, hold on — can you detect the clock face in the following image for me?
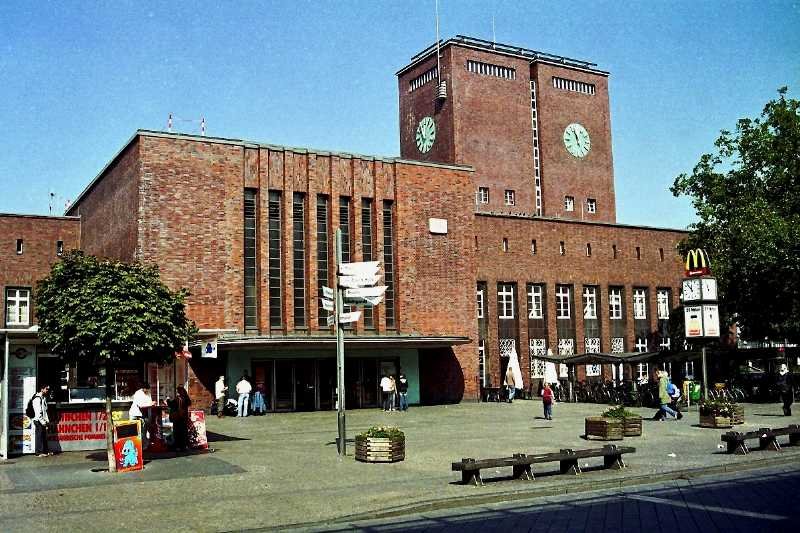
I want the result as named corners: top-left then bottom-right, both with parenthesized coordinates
top-left (563, 123), bottom-right (590, 158)
top-left (701, 278), bottom-right (717, 300)
top-left (415, 116), bottom-right (436, 153)
top-left (682, 279), bottom-right (702, 302)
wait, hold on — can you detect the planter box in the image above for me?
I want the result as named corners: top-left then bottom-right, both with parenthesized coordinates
top-left (354, 436), bottom-right (405, 463)
top-left (622, 416), bottom-right (643, 437)
top-left (699, 413), bottom-right (733, 428)
top-left (732, 404), bottom-right (745, 425)
top-left (585, 416), bottom-right (624, 441)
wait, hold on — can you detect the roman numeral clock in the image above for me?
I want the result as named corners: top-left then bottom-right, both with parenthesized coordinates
top-left (415, 116), bottom-right (436, 153)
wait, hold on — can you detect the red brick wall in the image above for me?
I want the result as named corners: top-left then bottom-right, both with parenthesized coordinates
top-left (0, 215), bottom-right (80, 325)
top-left (533, 63), bottom-right (616, 222)
top-left (475, 213), bottom-right (685, 388)
top-left (68, 139), bottom-right (140, 261)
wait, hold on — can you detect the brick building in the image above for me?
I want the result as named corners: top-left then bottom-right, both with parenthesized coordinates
top-left (2, 34), bottom-right (687, 448)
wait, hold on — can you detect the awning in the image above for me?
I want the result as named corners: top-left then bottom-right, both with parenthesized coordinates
top-left (535, 351), bottom-right (662, 365)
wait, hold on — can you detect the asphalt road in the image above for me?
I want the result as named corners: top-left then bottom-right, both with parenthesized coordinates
top-left (314, 463), bottom-right (800, 532)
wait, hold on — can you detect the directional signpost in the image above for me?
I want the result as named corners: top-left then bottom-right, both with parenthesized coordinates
top-left (332, 229), bottom-right (384, 456)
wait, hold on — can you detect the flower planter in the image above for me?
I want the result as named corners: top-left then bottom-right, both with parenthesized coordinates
top-left (731, 404), bottom-right (745, 425)
top-left (355, 435), bottom-right (405, 463)
top-left (699, 413), bottom-right (732, 428)
top-left (622, 416), bottom-right (643, 437)
top-left (585, 416), bottom-right (624, 441)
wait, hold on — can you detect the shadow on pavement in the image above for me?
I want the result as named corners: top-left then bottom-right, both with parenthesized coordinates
top-left (207, 430), bottom-right (250, 442)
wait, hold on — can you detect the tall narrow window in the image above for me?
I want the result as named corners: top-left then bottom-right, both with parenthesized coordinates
top-left (477, 187), bottom-right (489, 204)
top-left (361, 198), bottom-right (374, 329)
top-left (612, 244), bottom-right (618, 259)
top-left (531, 239), bottom-right (537, 254)
top-left (636, 246), bottom-right (641, 260)
top-left (244, 189), bottom-right (258, 330)
top-left (339, 197), bottom-right (352, 329)
top-left (316, 195), bottom-right (330, 328)
top-left (498, 283), bottom-right (515, 319)
top-left (583, 286), bottom-right (597, 319)
top-left (556, 285), bottom-right (571, 319)
top-left (502, 238), bottom-right (509, 252)
top-left (292, 193), bottom-right (306, 328)
top-left (564, 196), bottom-right (574, 211)
top-left (659, 248), bottom-right (665, 262)
top-left (56, 240), bottom-right (64, 256)
top-left (587, 198), bottom-right (597, 214)
top-left (477, 286), bottom-right (485, 319)
top-left (16, 239), bottom-right (23, 255)
top-left (268, 191), bottom-right (282, 329)
top-left (657, 289), bottom-right (671, 320)
top-left (5, 288), bottom-right (30, 326)
top-left (382, 200), bottom-right (396, 329)
top-left (609, 287), bottom-right (623, 320)
top-left (633, 288), bottom-right (647, 320)
top-left (528, 284), bottom-right (543, 319)
top-left (559, 241), bottom-right (565, 256)
top-left (586, 243), bottom-right (592, 257)
top-left (504, 190), bottom-right (515, 206)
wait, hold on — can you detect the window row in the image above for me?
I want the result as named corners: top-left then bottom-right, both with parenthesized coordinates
top-left (408, 66), bottom-right (438, 92)
top-left (552, 76), bottom-right (596, 95)
top-left (564, 196), bottom-right (596, 214)
top-left (243, 191), bottom-right (397, 332)
top-left (478, 284), bottom-right (672, 321)
top-left (476, 187), bottom-right (515, 206)
top-left (467, 59), bottom-right (516, 80)
top-left (11, 239), bottom-right (64, 256)
top-left (499, 237), bottom-right (668, 262)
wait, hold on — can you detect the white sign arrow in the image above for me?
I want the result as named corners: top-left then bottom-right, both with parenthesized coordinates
top-left (338, 274), bottom-right (381, 289)
top-left (326, 314), bottom-right (335, 327)
top-left (338, 311), bottom-right (361, 324)
top-left (344, 286), bottom-right (387, 299)
top-left (362, 295), bottom-right (384, 306)
top-left (320, 298), bottom-right (334, 312)
top-left (339, 261), bottom-right (380, 277)
top-left (322, 286), bottom-right (334, 299)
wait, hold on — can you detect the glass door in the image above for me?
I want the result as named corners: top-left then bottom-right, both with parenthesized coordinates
top-left (274, 360), bottom-right (294, 411)
top-left (294, 359), bottom-right (316, 411)
top-left (318, 358), bottom-right (336, 411)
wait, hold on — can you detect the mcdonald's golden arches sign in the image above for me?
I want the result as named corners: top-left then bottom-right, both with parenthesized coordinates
top-left (685, 248), bottom-right (711, 277)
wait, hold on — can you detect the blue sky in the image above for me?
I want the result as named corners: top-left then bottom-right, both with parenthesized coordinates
top-left (1, 1), bottom-right (797, 229)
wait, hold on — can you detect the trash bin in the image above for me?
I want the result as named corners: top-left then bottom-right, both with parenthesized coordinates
top-left (113, 420), bottom-right (143, 473)
top-left (689, 382), bottom-right (702, 402)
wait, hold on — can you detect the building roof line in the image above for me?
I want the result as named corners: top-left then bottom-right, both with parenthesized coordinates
top-left (0, 213), bottom-right (80, 221)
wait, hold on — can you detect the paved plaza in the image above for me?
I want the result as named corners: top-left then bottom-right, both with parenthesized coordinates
top-left (1, 401), bottom-right (798, 532)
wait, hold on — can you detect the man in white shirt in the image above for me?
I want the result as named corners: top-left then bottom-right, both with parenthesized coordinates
top-left (215, 376), bottom-right (228, 418)
top-left (129, 383), bottom-right (154, 439)
top-left (236, 375), bottom-right (252, 417)
top-left (380, 374), bottom-right (392, 412)
top-left (32, 385), bottom-right (51, 457)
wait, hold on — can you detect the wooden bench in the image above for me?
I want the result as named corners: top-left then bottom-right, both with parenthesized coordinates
top-left (451, 444), bottom-right (635, 486)
top-left (721, 425), bottom-right (800, 455)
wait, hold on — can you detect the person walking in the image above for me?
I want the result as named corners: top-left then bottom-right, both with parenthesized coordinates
top-left (31, 384), bottom-right (51, 457)
top-left (167, 385), bottom-right (192, 451)
top-left (397, 373), bottom-right (409, 411)
top-left (236, 374), bottom-right (252, 417)
top-left (389, 375), bottom-right (397, 411)
top-left (215, 376), bottom-right (227, 418)
top-left (129, 383), bottom-right (154, 441)
top-left (380, 373), bottom-right (392, 411)
top-left (777, 363), bottom-right (794, 416)
top-left (657, 369), bottom-right (681, 420)
top-left (505, 365), bottom-right (517, 403)
top-left (542, 382), bottom-right (554, 420)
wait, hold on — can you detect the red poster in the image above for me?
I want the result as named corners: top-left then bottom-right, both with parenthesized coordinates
top-left (113, 420), bottom-right (143, 473)
top-left (188, 409), bottom-right (208, 450)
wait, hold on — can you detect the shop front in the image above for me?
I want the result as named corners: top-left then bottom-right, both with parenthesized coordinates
top-left (1, 330), bottom-right (188, 459)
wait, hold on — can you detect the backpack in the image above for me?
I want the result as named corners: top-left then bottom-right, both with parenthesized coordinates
top-left (667, 382), bottom-right (678, 397)
top-left (25, 395), bottom-right (36, 418)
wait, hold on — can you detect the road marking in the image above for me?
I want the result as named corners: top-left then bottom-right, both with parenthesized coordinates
top-left (627, 494), bottom-right (787, 521)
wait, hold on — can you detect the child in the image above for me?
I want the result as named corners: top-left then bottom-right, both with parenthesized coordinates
top-left (542, 382), bottom-right (554, 420)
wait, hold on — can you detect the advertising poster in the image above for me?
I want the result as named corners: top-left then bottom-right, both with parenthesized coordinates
top-left (48, 409), bottom-right (126, 452)
top-left (113, 420), bottom-right (143, 472)
top-left (702, 305), bottom-right (720, 337)
top-left (188, 409), bottom-right (208, 450)
top-left (8, 345), bottom-right (37, 454)
top-left (684, 306), bottom-right (703, 338)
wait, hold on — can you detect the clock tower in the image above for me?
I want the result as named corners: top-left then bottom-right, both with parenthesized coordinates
top-left (398, 36), bottom-right (617, 222)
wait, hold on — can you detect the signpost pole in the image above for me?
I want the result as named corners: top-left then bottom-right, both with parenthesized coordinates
top-left (701, 344), bottom-right (708, 400)
top-left (335, 229), bottom-right (346, 456)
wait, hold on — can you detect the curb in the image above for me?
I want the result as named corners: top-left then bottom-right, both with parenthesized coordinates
top-left (267, 451), bottom-right (800, 531)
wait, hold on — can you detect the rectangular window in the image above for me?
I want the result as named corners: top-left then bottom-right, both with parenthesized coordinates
top-left (633, 288), bottom-right (647, 320)
top-left (609, 287), bottom-right (623, 320)
top-left (564, 196), bottom-right (574, 211)
top-left (556, 285), bottom-right (571, 319)
top-left (56, 240), bottom-right (64, 256)
top-left (528, 284), bottom-right (544, 319)
top-left (502, 238), bottom-right (509, 252)
top-left (636, 246), bottom-right (641, 260)
top-left (478, 340), bottom-right (487, 387)
top-left (504, 190), bottom-right (515, 206)
top-left (244, 189), bottom-right (258, 330)
top-left (583, 286), bottom-right (597, 319)
top-left (382, 200), bottom-right (396, 329)
top-left (659, 247), bottom-right (665, 262)
top-left (531, 239), bottom-right (537, 254)
top-left (498, 283), bottom-right (515, 320)
top-left (268, 191), bottom-right (283, 329)
top-left (316, 195), bottom-right (330, 328)
top-left (292, 193), bottom-right (306, 328)
top-left (361, 198), bottom-right (374, 329)
top-left (552, 76), bottom-right (596, 95)
top-left (5, 288), bottom-right (30, 326)
top-left (477, 287), bottom-right (485, 319)
top-left (339, 197), bottom-right (352, 329)
top-left (559, 241), bottom-right (565, 256)
top-left (586, 243), bottom-right (592, 257)
top-left (408, 66), bottom-right (438, 92)
top-left (16, 239), bottom-right (23, 255)
top-left (657, 289), bottom-right (671, 320)
top-left (587, 198), bottom-right (596, 214)
top-left (477, 187), bottom-right (489, 204)
top-left (467, 59), bottom-right (516, 80)
top-left (612, 244), bottom-right (618, 259)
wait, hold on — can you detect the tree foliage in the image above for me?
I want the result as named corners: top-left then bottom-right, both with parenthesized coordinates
top-left (671, 87), bottom-right (800, 342)
top-left (35, 251), bottom-right (196, 366)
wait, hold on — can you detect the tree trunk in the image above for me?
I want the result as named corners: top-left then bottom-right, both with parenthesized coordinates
top-left (105, 360), bottom-right (116, 472)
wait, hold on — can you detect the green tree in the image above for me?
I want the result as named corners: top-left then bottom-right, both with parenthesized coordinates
top-left (671, 87), bottom-right (800, 342)
top-left (35, 251), bottom-right (195, 471)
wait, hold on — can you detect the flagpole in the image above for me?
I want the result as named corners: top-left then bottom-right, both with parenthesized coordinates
top-left (335, 228), bottom-right (346, 456)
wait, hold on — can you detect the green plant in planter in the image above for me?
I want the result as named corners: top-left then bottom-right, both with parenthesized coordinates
top-left (357, 425), bottom-right (405, 439)
top-left (602, 405), bottom-right (639, 419)
top-left (699, 399), bottom-right (735, 418)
